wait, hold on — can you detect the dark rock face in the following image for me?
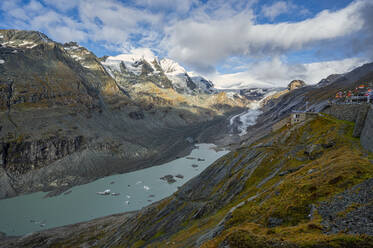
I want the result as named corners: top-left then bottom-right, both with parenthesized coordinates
top-left (239, 88), bottom-right (283, 101)
top-left (304, 144), bottom-right (323, 160)
top-left (198, 78), bottom-right (213, 89)
top-left (140, 60), bottom-right (154, 76)
top-left (185, 73), bottom-right (197, 91)
top-left (128, 111), bottom-right (144, 120)
top-left (0, 81), bottom-right (13, 111)
top-left (267, 217), bottom-right (283, 227)
top-left (318, 178), bottom-right (373, 235)
top-left (160, 174), bottom-right (176, 184)
top-left (278, 165), bottom-right (304, 176)
top-left (1, 136), bottom-right (83, 175)
top-left (316, 74), bottom-right (342, 88)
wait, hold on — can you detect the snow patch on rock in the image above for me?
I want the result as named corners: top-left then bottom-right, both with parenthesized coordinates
top-left (1, 40), bottom-right (37, 49)
top-left (160, 58), bottom-right (186, 75)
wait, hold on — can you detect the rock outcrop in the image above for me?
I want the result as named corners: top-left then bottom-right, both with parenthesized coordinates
top-left (288, 79), bottom-right (306, 90)
top-left (318, 178), bottom-right (373, 235)
top-left (1, 136), bottom-right (83, 175)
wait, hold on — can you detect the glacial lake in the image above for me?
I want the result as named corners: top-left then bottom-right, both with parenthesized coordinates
top-left (0, 144), bottom-right (229, 236)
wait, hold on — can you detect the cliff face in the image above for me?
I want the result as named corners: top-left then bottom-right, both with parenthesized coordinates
top-left (0, 136), bottom-right (83, 175)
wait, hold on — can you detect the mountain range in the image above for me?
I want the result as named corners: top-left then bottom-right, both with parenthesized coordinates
top-left (0, 29), bottom-right (250, 199)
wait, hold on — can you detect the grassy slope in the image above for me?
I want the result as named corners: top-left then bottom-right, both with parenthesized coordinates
top-left (148, 115), bottom-right (373, 248)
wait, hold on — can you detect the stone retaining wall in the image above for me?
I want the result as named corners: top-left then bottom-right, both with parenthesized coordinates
top-left (361, 106), bottom-right (373, 153)
top-left (322, 104), bottom-right (370, 123)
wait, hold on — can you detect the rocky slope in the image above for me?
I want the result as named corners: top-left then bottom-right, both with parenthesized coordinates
top-left (0, 29), bottom-right (249, 199)
top-left (2, 62), bottom-right (373, 247)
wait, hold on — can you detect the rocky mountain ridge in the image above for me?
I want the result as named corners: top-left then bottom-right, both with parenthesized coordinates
top-left (102, 51), bottom-right (215, 95)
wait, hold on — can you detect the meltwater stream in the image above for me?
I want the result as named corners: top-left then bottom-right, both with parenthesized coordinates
top-left (0, 144), bottom-right (229, 236)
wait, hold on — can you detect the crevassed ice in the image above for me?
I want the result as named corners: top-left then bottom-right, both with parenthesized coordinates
top-left (230, 90), bottom-right (279, 136)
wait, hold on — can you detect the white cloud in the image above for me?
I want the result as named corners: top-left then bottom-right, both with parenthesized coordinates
top-left (127, 47), bottom-right (156, 58)
top-left (42, 0), bottom-right (78, 12)
top-left (162, 0), bottom-right (366, 73)
top-left (0, 0), bottom-right (164, 46)
top-left (261, 1), bottom-right (295, 20)
top-left (162, 12), bottom-right (255, 72)
top-left (77, 0), bottom-right (163, 48)
top-left (135, 0), bottom-right (195, 14)
top-left (209, 57), bottom-right (367, 89)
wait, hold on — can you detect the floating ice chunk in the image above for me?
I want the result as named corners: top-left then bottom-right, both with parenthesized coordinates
top-left (143, 185), bottom-right (150, 190)
top-left (126, 195), bottom-right (131, 199)
top-left (125, 201), bottom-right (130, 205)
top-left (96, 189), bottom-right (111, 195)
top-left (135, 181), bottom-right (142, 185)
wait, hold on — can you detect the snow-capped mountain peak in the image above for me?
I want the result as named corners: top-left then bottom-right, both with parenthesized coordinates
top-left (159, 58), bottom-right (186, 75)
top-left (101, 48), bottom-right (215, 94)
top-left (103, 48), bottom-right (161, 76)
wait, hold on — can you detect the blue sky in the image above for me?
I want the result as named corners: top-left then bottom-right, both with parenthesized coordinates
top-left (1, 0), bottom-right (372, 88)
